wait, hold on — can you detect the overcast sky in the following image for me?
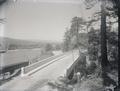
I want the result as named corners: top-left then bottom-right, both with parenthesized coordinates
top-left (3, 0), bottom-right (99, 42)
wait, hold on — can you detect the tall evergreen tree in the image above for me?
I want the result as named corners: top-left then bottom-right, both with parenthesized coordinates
top-left (108, 0), bottom-right (120, 89)
top-left (84, 0), bottom-right (110, 85)
top-left (100, 0), bottom-right (109, 85)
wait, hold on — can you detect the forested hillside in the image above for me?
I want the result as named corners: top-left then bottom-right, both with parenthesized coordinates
top-left (0, 37), bottom-right (62, 51)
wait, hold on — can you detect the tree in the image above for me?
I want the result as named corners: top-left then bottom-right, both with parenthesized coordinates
top-left (101, 0), bottom-right (120, 88)
top-left (88, 27), bottom-right (100, 61)
top-left (63, 17), bottom-right (86, 52)
top-left (63, 28), bottom-right (71, 51)
top-left (0, 0), bottom-right (7, 6)
top-left (54, 44), bottom-right (62, 50)
top-left (70, 17), bottom-right (86, 50)
top-left (84, 0), bottom-right (113, 86)
top-left (44, 43), bottom-right (53, 52)
top-left (100, 0), bottom-right (109, 86)
top-left (107, 0), bottom-right (120, 89)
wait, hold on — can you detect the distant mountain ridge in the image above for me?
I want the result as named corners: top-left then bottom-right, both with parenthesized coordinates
top-left (0, 37), bottom-right (60, 50)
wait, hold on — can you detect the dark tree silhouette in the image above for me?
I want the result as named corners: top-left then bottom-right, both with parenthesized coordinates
top-left (100, 0), bottom-right (109, 86)
top-left (84, 0), bottom-right (109, 85)
top-left (109, 0), bottom-right (120, 89)
top-left (0, 0), bottom-right (7, 6)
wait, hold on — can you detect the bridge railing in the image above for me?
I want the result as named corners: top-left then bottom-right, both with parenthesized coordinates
top-left (66, 53), bottom-right (86, 80)
top-left (21, 53), bottom-right (65, 76)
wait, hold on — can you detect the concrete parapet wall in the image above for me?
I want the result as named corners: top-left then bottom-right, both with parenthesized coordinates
top-left (20, 53), bottom-right (67, 76)
top-left (66, 53), bottom-right (86, 80)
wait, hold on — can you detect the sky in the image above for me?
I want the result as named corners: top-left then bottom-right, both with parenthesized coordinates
top-left (1, 0), bottom-right (99, 42)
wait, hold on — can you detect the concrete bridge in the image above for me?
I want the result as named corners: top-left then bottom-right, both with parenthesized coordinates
top-left (0, 50), bottom-right (82, 91)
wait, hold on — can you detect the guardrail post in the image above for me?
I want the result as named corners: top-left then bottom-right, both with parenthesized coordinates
top-left (21, 67), bottom-right (25, 77)
top-left (77, 72), bottom-right (81, 83)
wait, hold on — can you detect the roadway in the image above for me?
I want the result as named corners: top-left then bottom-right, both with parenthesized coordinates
top-left (0, 51), bottom-right (79, 91)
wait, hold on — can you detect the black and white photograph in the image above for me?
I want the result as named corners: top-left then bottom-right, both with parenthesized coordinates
top-left (0, 0), bottom-right (120, 91)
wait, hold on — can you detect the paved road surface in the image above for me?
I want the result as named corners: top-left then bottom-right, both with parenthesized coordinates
top-left (0, 51), bottom-right (79, 91)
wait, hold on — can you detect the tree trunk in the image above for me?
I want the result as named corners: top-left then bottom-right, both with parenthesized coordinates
top-left (113, 1), bottom-right (120, 90)
top-left (100, 0), bottom-right (109, 86)
top-left (118, 4), bottom-right (120, 87)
